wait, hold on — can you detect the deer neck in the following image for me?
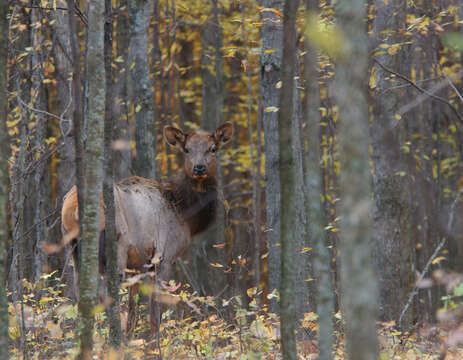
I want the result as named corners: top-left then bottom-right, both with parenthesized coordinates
top-left (169, 174), bottom-right (218, 236)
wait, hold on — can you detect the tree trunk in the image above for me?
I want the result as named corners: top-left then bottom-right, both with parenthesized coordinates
top-left (128, 0), bottom-right (156, 180)
top-left (196, 0), bottom-right (226, 297)
top-left (292, 61), bottom-right (311, 321)
top-left (113, 0), bottom-right (131, 181)
top-left (260, 0), bottom-right (283, 314)
top-left (241, 1), bottom-right (262, 296)
top-left (31, 2), bottom-right (48, 280)
top-left (371, 0), bottom-right (413, 327)
top-left (104, 0), bottom-right (122, 347)
top-left (67, 0), bottom-right (85, 259)
top-left (0, 0), bottom-right (9, 355)
top-left (336, 0), bottom-right (379, 359)
top-left (279, 0), bottom-right (299, 358)
top-left (79, 0), bottom-right (105, 356)
top-left (304, 1), bottom-right (334, 358)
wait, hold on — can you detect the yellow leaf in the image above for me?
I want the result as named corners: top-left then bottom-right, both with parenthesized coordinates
top-left (247, 287), bottom-right (257, 298)
top-left (432, 256), bottom-right (446, 265)
top-left (264, 106), bottom-right (279, 113)
top-left (264, 49), bottom-right (276, 54)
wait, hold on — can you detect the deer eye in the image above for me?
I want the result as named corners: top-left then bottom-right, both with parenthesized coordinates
top-left (184, 148), bottom-right (190, 154)
top-left (210, 145), bottom-right (217, 153)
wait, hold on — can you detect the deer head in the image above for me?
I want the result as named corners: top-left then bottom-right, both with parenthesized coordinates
top-left (163, 122), bottom-right (234, 184)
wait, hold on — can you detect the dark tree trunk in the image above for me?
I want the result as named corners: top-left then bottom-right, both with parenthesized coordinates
top-left (114, 0), bottom-right (131, 180)
top-left (371, 0), bottom-right (413, 327)
top-left (260, 0), bottom-right (283, 314)
top-left (79, 0), bottom-right (105, 356)
top-left (336, 0), bottom-right (379, 359)
top-left (304, 1), bottom-right (334, 358)
top-left (128, 0), bottom-right (156, 180)
top-left (67, 0), bottom-right (85, 254)
top-left (279, 0), bottom-right (299, 358)
top-left (31, 3), bottom-right (48, 280)
top-left (241, 0), bottom-right (262, 297)
top-left (104, 0), bottom-right (122, 347)
top-left (196, 0), bottom-right (226, 297)
top-left (0, 0), bottom-right (9, 355)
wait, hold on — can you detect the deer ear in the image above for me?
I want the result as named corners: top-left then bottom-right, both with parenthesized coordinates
top-left (214, 122), bottom-right (234, 148)
top-left (164, 126), bottom-right (186, 151)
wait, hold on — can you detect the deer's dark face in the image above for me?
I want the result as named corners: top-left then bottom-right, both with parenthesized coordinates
top-left (164, 122), bottom-right (234, 182)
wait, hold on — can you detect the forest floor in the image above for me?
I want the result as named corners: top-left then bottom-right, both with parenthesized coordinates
top-left (7, 272), bottom-right (463, 359)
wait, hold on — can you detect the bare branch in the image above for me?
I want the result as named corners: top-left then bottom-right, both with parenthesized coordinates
top-left (399, 189), bottom-right (463, 327)
top-left (443, 72), bottom-right (463, 104)
top-left (373, 58), bottom-right (463, 124)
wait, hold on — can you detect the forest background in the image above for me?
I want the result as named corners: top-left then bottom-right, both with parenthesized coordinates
top-left (1, 0), bottom-right (463, 359)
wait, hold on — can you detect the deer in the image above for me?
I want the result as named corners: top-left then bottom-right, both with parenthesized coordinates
top-left (61, 122), bottom-right (234, 336)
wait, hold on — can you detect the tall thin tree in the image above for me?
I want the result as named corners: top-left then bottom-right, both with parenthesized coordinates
top-left (79, 0), bottom-right (105, 356)
top-left (279, 0), bottom-right (299, 358)
top-left (0, 0), bottom-right (9, 356)
top-left (104, 0), bottom-right (122, 347)
top-left (260, 0), bottom-right (283, 313)
top-left (128, 0), bottom-right (156, 180)
top-left (336, 0), bottom-right (379, 359)
top-left (304, 1), bottom-right (334, 358)
top-left (371, 0), bottom-right (412, 327)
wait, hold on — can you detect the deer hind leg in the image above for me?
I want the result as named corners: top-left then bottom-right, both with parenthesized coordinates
top-left (126, 282), bottom-right (139, 338)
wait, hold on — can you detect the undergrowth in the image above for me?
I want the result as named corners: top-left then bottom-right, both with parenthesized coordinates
top-left (7, 271), bottom-right (463, 359)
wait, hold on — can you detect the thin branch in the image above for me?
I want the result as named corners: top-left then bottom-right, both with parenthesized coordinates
top-left (14, 91), bottom-right (69, 123)
top-left (443, 72), bottom-right (463, 104)
top-left (17, 4), bottom-right (88, 26)
top-left (399, 188), bottom-right (463, 327)
top-left (373, 58), bottom-right (463, 123)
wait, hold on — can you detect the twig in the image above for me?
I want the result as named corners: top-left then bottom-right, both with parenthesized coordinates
top-left (14, 91), bottom-right (69, 123)
top-left (443, 72), bottom-right (463, 104)
top-left (373, 58), bottom-right (463, 124)
top-left (399, 188), bottom-right (463, 326)
top-left (17, 4), bottom-right (88, 26)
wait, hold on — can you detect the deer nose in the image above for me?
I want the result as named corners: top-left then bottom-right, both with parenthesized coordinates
top-left (193, 164), bottom-right (207, 175)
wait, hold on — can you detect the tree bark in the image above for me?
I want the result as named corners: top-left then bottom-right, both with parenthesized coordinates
top-left (241, 0), bottom-right (262, 296)
top-left (304, 1), bottom-right (334, 358)
top-left (128, 0), bottom-right (156, 180)
top-left (371, 0), bottom-right (412, 327)
top-left (0, 0), bottom-right (9, 356)
top-left (336, 0), bottom-right (379, 359)
top-left (79, 0), bottom-right (105, 356)
top-left (196, 0), bottom-right (226, 296)
top-left (31, 1), bottom-right (48, 281)
top-left (279, 0), bottom-right (299, 358)
top-left (67, 0), bottom-right (85, 269)
top-left (104, 0), bottom-right (122, 347)
top-left (260, 0), bottom-right (283, 314)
